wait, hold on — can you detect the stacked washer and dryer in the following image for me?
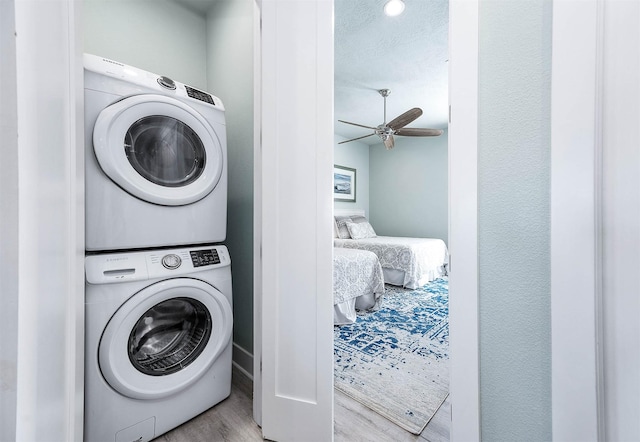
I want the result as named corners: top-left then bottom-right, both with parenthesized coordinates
top-left (83, 54), bottom-right (233, 442)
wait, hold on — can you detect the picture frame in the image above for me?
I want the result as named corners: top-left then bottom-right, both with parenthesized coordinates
top-left (333, 165), bottom-right (356, 202)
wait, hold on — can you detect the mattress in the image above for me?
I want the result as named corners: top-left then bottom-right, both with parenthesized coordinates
top-left (334, 236), bottom-right (449, 289)
top-left (333, 247), bottom-right (384, 325)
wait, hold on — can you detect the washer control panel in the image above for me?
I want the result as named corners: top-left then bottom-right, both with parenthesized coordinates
top-left (85, 245), bottom-right (230, 284)
top-left (190, 249), bottom-right (221, 267)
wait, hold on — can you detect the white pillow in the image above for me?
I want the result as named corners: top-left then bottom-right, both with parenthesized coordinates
top-left (334, 216), bottom-right (352, 239)
top-left (349, 215), bottom-right (368, 224)
top-left (345, 221), bottom-right (377, 239)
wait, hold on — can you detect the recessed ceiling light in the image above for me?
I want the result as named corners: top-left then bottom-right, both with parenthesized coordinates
top-left (384, 0), bottom-right (405, 17)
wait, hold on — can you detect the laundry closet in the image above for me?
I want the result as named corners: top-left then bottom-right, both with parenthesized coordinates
top-left (83, 0), bottom-right (255, 369)
top-left (82, 0), bottom-right (255, 440)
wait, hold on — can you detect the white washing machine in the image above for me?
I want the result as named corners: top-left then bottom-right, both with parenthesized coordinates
top-left (84, 54), bottom-right (227, 251)
top-left (84, 245), bottom-right (233, 442)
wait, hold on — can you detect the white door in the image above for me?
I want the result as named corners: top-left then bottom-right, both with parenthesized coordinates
top-left (601, 0), bottom-right (640, 438)
top-left (257, 0), bottom-right (335, 440)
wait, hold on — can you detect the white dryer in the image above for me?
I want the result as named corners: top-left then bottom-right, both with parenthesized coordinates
top-left (84, 245), bottom-right (233, 442)
top-left (84, 54), bottom-right (227, 251)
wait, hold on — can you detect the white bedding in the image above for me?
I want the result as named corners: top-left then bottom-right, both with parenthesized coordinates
top-left (334, 236), bottom-right (449, 289)
top-left (333, 247), bottom-right (384, 325)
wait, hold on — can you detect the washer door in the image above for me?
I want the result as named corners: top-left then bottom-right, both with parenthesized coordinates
top-left (99, 278), bottom-right (232, 400)
top-left (93, 94), bottom-right (223, 206)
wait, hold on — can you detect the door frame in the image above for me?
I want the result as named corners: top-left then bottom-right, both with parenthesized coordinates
top-left (448, 0), bottom-right (480, 438)
top-left (550, 0), bottom-right (601, 439)
top-left (4, 0), bottom-right (85, 440)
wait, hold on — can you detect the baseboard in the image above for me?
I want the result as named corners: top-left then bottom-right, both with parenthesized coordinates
top-left (232, 342), bottom-right (253, 381)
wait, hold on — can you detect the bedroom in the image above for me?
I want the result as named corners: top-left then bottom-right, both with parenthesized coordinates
top-left (332, 0), bottom-right (450, 439)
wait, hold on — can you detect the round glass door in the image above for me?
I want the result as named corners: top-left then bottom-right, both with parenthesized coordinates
top-left (93, 94), bottom-right (224, 206)
top-left (99, 278), bottom-right (233, 400)
top-left (128, 297), bottom-right (211, 376)
top-left (125, 116), bottom-right (206, 188)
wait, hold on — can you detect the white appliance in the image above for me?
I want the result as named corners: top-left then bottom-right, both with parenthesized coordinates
top-left (84, 54), bottom-right (227, 251)
top-left (84, 245), bottom-right (233, 442)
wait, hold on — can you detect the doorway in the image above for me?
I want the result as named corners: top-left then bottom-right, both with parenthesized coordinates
top-left (332, 0), bottom-right (451, 439)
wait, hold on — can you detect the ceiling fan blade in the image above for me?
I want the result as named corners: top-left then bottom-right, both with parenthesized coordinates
top-left (386, 107), bottom-right (423, 130)
top-left (338, 133), bottom-right (376, 144)
top-left (395, 127), bottom-right (444, 137)
top-left (338, 120), bottom-right (378, 130)
top-left (383, 135), bottom-right (395, 150)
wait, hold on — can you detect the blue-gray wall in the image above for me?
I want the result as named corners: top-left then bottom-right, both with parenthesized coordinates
top-left (478, 0), bottom-right (552, 439)
top-left (369, 133), bottom-right (448, 243)
top-left (206, 0), bottom-right (255, 354)
top-left (334, 135), bottom-right (370, 217)
top-left (84, 0), bottom-right (207, 89)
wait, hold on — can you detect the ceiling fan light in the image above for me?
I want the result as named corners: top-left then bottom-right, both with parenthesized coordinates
top-left (383, 0), bottom-right (405, 17)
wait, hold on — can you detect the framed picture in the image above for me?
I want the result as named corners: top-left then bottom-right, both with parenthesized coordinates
top-left (333, 165), bottom-right (356, 202)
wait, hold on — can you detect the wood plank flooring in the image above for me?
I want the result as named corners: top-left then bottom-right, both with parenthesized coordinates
top-left (156, 365), bottom-right (449, 442)
top-left (334, 389), bottom-right (449, 442)
top-left (155, 366), bottom-right (263, 442)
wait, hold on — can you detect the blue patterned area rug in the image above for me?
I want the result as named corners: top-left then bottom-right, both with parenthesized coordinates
top-left (334, 278), bottom-right (449, 435)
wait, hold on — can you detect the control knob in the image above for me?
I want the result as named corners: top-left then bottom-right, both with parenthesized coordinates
top-left (157, 76), bottom-right (176, 90)
top-left (161, 254), bottom-right (181, 270)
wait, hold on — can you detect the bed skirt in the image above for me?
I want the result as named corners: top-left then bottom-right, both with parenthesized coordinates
top-left (383, 265), bottom-right (447, 289)
top-left (334, 292), bottom-right (378, 325)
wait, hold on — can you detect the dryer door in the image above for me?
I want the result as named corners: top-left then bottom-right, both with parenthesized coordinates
top-left (93, 94), bottom-right (224, 206)
top-left (99, 278), bottom-right (232, 400)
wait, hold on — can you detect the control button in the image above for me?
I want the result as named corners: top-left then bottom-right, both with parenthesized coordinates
top-left (157, 76), bottom-right (176, 90)
top-left (161, 254), bottom-right (181, 270)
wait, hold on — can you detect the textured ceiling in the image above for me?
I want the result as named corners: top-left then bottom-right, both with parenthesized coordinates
top-left (335, 0), bottom-right (449, 144)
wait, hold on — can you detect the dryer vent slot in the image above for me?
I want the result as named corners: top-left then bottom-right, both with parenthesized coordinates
top-left (104, 268), bottom-right (136, 277)
top-left (185, 86), bottom-right (215, 105)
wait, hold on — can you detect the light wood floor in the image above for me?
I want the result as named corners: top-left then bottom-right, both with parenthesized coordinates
top-left (156, 365), bottom-right (449, 442)
top-left (155, 366), bottom-right (263, 442)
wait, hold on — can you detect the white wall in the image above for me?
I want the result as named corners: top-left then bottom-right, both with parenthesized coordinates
top-left (206, 0), bottom-right (255, 361)
top-left (334, 134), bottom-right (370, 217)
top-left (478, 0), bottom-right (552, 438)
top-left (84, 0), bottom-right (208, 89)
top-left (369, 132), bottom-right (448, 242)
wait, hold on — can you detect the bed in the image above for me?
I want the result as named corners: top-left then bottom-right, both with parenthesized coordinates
top-left (334, 209), bottom-right (449, 290)
top-left (333, 247), bottom-right (385, 325)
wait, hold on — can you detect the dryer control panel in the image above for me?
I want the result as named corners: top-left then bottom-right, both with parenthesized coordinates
top-left (85, 245), bottom-right (230, 284)
top-left (83, 53), bottom-right (225, 111)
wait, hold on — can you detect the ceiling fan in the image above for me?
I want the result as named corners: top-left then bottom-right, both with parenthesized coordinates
top-left (338, 89), bottom-right (443, 149)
